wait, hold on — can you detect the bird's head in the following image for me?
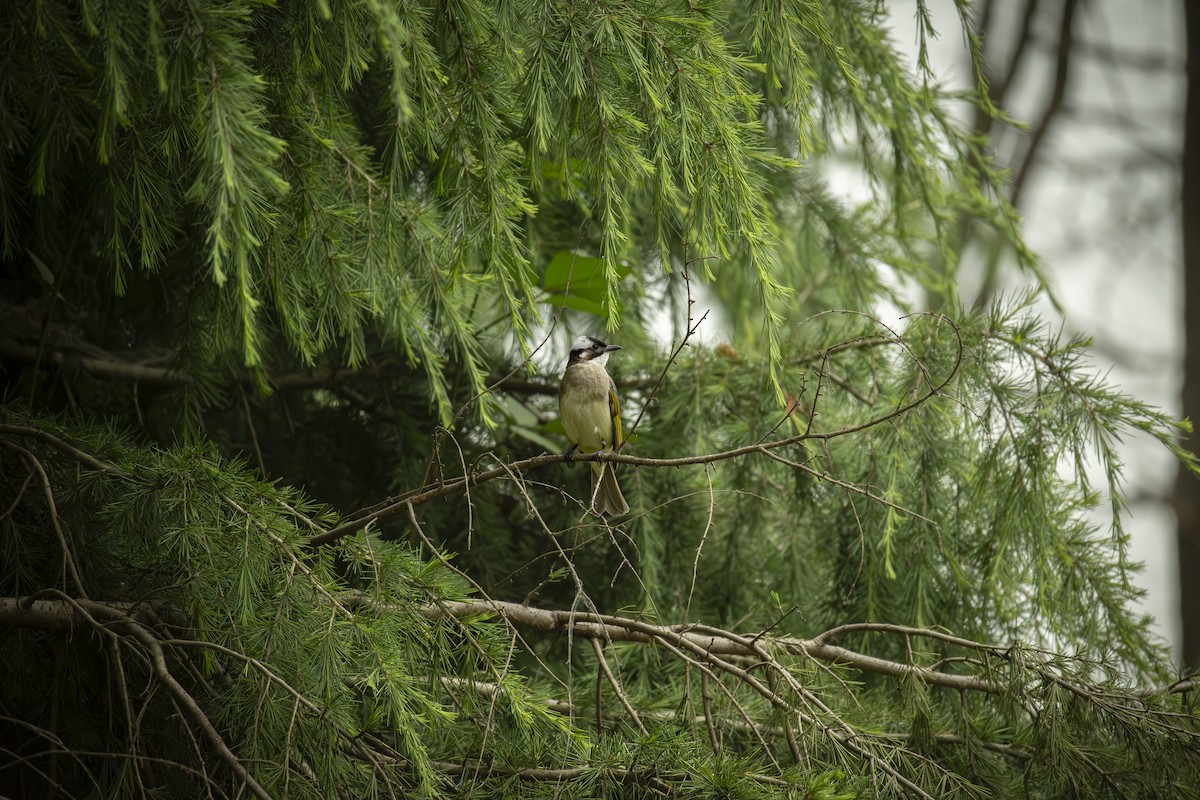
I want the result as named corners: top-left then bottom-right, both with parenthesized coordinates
top-left (567, 335), bottom-right (622, 367)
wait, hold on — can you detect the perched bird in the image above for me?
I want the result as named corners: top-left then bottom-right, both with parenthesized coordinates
top-left (558, 335), bottom-right (630, 516)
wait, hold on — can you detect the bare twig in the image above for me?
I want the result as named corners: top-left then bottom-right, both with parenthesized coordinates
top-left (0, 470), bottom-right (34, 523)
top-left (1010, 0), bottom-right (1080, 209)
top-left (700, 671), bottom-right (720, 751)
top-left (66, 596), bottom-right (275, 800)
top-left (419, 599), bottom-right (1001, 693)
top-left (2, 442), bottom-right (87, 598)
top-left (758, 447), bottom-right (937, 526)
top-left (239, 386), bottom-right (267, 475)
top-left (621, 252), bottom-right (710, 445)
top-left (685, 464), bottom-right (717, 617)
top-left (589, 638), bottom-right (648, 735)
top-left (0, 423), bottom-right (122, 474)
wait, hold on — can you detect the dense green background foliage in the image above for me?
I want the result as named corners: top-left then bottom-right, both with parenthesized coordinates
top-left (2, 1), bottom-right (1198, 798)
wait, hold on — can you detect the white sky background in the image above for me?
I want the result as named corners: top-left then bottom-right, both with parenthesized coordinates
top-left (883, 0), bottom-right (1186, 655)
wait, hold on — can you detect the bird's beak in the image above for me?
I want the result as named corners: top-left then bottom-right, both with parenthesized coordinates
top-left (604, 344), bottom-right (622, 353)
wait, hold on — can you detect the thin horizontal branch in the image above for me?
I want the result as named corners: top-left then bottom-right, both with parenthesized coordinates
top-left (0, 594), bottom-right (996, 693)
top-left (14, 592), bottom-right (1195, 705)
top-left (0, 332), bottom-right (658, 399)
top-left (0, 336), bottom-right (391, 392)
top-left (0, 339), bottom-right (186, 384)
top-left (313, 317), bottom-right (961, 545)
top-left (310, 381), bottom-right (949, 546)
top-left (0, 596), bottom-right (156, 630)
top-left (0, 334), bottom-right (628, 400)
top-left (1035, 34), bottom-right (1183, 74)
top-left (426, 599), bottom-right (1000, 694)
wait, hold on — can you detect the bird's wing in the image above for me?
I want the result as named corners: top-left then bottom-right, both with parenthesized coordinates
top-left (608, 374), bottom-right (623, 449)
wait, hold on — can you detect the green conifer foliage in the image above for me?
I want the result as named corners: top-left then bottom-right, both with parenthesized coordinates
top-left (1, 1), bottom-right (1198, 798)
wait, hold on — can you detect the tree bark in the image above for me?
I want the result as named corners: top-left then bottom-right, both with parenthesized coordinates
top-left (1177, 0), bottom-right (1200, 669)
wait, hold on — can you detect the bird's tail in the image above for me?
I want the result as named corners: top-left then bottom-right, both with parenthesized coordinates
top-left (591, 461), bottom-right (629, 516)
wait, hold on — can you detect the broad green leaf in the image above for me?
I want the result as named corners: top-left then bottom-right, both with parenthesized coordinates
top-left (509, 425), bottom-right (561, 453)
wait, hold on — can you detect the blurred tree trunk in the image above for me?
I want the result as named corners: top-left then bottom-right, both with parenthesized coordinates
top-left (1177, 0), bottom-right (1200, 670)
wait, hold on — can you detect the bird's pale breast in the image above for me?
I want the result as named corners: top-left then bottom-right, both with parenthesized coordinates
top-left (560, 362), bottom-right (614, 452)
